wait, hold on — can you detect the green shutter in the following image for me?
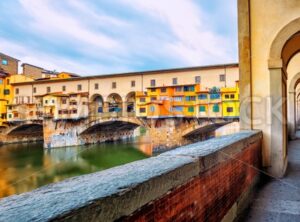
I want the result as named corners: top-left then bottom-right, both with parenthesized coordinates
top-left (199, 106), bottom-right (206, 112)
top-left (213, 104), bottom-right (219, 112)
top-left (188, 106), bottom-right (194, 112)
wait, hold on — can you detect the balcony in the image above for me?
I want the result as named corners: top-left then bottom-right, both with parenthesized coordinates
top-left (0, 131), bottom-right (263, 221)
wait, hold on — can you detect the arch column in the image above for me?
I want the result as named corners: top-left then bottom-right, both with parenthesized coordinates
top-left (269, 67), bottom-right (288, 177)
top-left (288, 91), bottom-right (296, 139)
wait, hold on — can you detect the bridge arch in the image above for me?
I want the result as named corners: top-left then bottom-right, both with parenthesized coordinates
top-left (80, 117), bottom-right (143, 135)
top-left (7, 123), bottom-right (43, 137)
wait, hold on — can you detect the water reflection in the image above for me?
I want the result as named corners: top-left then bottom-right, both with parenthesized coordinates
top-left (0, 132), bottom-right (151, 199)
top-left (0, 124), bottom-right (238, 199)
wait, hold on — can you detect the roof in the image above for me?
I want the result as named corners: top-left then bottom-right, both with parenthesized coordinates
top-left (12, 62), bottom-right (239, 86)
top-left (147, 83), bottom-right (198, 89)
top-left (21, 63), bottom-right (44, 70)
top-left (0, 52), bottom-right (20, 61)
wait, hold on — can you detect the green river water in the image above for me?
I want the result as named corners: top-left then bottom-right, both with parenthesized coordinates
top-left (0, 135), bottom-right (152, 199)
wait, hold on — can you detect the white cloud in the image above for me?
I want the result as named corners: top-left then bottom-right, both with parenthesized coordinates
top-left (121, 0), bottom-right (237, 65)
top-left (19, 0), bottom-right (121, 50)
top-left (0, 38), bottom-right (130, 75)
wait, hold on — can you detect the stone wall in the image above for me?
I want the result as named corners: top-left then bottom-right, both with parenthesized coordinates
top-left (0, 131), bottom-right (262, 222)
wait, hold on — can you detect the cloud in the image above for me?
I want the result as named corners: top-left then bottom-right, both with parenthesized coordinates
top-left (19, 0), bottom-right (121, 50)
top-left (0, 0), bottom-right (238, 75)
top-left (121, 0), bottom-right (237, 65)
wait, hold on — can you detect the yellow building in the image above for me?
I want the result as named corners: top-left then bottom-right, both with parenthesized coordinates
top-left (136, 84), bottom-right (201, 118)
top-left (221, 81), bottom-right (240, 118)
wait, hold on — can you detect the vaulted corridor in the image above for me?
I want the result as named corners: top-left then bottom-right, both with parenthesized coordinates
top-left (242, 133), bottom-right (300, 221)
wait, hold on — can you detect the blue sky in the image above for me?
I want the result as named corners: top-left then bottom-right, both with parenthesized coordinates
top-left (0, 0), bottom-right (238, 76)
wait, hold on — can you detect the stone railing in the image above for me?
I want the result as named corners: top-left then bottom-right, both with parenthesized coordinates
top-left (0, 130), bottom-right (262, 222)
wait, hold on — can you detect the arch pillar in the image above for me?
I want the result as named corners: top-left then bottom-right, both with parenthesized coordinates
top-left (288, 91), bottom-right (296, 140)
top-left (269, 67), bottom-right (288, 177)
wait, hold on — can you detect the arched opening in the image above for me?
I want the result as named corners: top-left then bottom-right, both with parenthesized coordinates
top-left (125, 92), bottom-right (136, 113)
top-left (90, 94), bottom-right (104, 117)
top-left (268, 19), bottom-right (300, 177)
top-left (8, 124), bottom-right (43, 137)
top-left (81, 120), bottom-right (140, 135)
top-left (107, 93), bottom-right (122, 113)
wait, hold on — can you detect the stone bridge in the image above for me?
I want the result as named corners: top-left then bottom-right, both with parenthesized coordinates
top-left (0, 114), bottom-right (236, 149)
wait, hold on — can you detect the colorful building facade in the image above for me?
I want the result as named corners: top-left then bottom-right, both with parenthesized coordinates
top-left (136, 81), bottom-right (239, 119)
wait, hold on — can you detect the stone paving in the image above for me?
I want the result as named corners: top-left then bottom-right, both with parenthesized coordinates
top-left (242, 136), bottom-right (300, 221)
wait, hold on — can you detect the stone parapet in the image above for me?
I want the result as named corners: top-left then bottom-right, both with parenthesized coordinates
top-left (0, 130), bottom-right (262, 222)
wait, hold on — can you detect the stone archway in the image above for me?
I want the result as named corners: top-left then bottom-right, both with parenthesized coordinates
top-left (288, 72), bottom-right (300, 139)
top-left (90, 94), bottom-right (104, 118)
top-left (125, 92), bottom-right (136, 114)
top-left (268, 18), bottom-right (300, 177)
top-left (107, 93), bottom-right (123, 113)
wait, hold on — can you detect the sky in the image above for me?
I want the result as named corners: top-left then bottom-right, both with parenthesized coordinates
top-left (0, 0), bottom-right (238, 76)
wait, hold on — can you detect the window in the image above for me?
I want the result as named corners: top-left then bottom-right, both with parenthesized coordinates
top-left (47, 87), bottom-right (51, 93)
top-left (112, 82), bottom-right (116, 89)
top-left (62, 85), bottom-right (66, 91)
top-left (213, 104), bottom-right (220, 112)
top-left (140, 97), bottom-right (146, 102)
top-left (95, 83), bottom-right (99, 90)
top-left (175, 86), bottom-right (182, 92)
top-left (195, 76), bottom-right (201, 83)
top-left (185, 96), bottom-right (196, 101)
top-left (14, 113), bottom-right (18, 118)
top-left (174, 96), bottom-right (183, 101)
top-left (150, 106), bottom-right (155, 112)
top-left (15, 88), bottom-right (19, 95)
top-left (139, 107), bottom-right (146, 113)
top-left (150, 79), bottom-right (156, 87)
top-left (230, 94), bottom-right (235, 99)
top-left (0, 79), bottom-right (2, 84)
top-left (8, 114), bottom-right (12, 119)
top-left (1, 59), bottom-right (8, 65)
top-left (198, 94), bottom-right (207, 100)
top-left (173, 106), bottom-right (183, 112)
top-left (3, 89), bottom-right (10, 95)
top-left (184, 85), bottom-right (195, 92)
top-left (72, 109), bottom-right (77, 114)
top-left (52, 100), bottom-right (55, 104)
top-left (45, 100), bottom-right (48, 104)
top-left (199, 106), bottom-right (206, 112)
top-left (161, 88), bottom-right (167, 93)
top-left (77, 84), bottom-right (82, 91)
top-left (227, 107), bottom-right (234, 113)
top-left (210, 93), bottom-right (220, 99)
top-left (62, 99), bottom-right (67, 104)
top-left (220, 74), bottom-right (226, 82)
top-left (188, 106), bottom-right (194, 112)
top-left (151, 88), bottom-right (156, 92)
top-left (131, 80), bottom-right (135, 87)
top-left (225, 94), bottom-right (230, 99)
top-left (151, 96), bottom-right (156, 101)
top-left (33, 87), bottom-right (36, 93)
top-left (172, 78), bottom-right (178, 85)
top-left (58, 110), bottom-right (62, 115)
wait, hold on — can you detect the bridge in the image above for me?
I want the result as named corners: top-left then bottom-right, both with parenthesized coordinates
top-left (0, 109), bottom-right (236, 149)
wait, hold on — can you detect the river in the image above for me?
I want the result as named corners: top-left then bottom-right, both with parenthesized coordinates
top-left (0, 122), bottom-right (239, 199)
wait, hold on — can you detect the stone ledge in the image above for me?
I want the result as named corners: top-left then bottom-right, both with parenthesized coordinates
top-left (0, 130), bottom-right (262, 222)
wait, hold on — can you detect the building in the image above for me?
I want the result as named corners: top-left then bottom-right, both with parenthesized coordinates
top-left (135, 82), bottom-right (239, 119)
top-left (0, 53), bottom-right (19, 75)
top-left (22, 63), bottom-right (80, 80)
